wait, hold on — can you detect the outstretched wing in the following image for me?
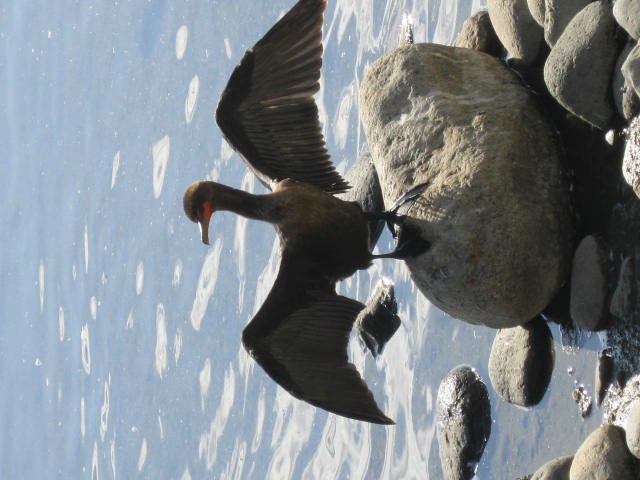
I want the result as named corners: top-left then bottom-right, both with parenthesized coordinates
top-left (242, 253), bottom-right (393, 424)
top-left (216, 0), bottom-right (349, 194)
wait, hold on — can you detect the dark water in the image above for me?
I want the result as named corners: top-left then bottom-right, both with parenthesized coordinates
top-left (1, 1), bottom-right (604, 478)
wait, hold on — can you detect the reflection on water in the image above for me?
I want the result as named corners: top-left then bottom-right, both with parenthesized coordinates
top-left (1, 0), bottom-right (606, 478)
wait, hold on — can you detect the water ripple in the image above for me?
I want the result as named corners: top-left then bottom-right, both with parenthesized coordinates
top-left (199, 358), bottom-right (212, 411)
top-left (174, 328), bottom-right (183, 365)
top-left (185, 74), bottom-right (199, 124)
top-left (81, 323), bottom-right (91, 375)
top-left (190, 238), bottom-right (223, 331)
top-left (90, 296), bottom-right (97, 320)
top-left (99, 374), bottom-right (111, 442)
top-left (176, 25), bottom-right (189, 60)
top-left (172, 259), bottom-right (183, 287)
top-left (199, 363), bottom-right (236, 470)
top-left (137, 438), bottom-right (148, 471)
top-left (155, 304), bottom-right (168, 379)
top-left (38, 260), bottom-right (45, 313)
top-left (80, 397), bottom-right (86, 439)
top-left (58, 307), bottom-right (65, 341)
top-left (111, 151), bottom-right (120, 189)
top-left (152, 135), bottom-right (170, 199)
top-left (91, 441), bottom-right (99, 480)
top-left (135, 261), bottom-right (144, 296)
top-left (84, 224), bottom-right (89, 273)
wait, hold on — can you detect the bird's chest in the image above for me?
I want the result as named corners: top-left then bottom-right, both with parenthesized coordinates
top-left (273, 187), bottom-right (371, 272)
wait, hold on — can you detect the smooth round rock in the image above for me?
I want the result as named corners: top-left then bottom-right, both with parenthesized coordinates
top-left (531, 455), bottom-right (573, 480)
top-left (569, 235), bottom-right (610, 331)
top-left (360, 43), bottom-right (573, 328)
top-left (614, 0), bottom-right (640, 40)
top-left (488, 0), bottom-right (544, 64)
top-left (543, 1), bottom-right (617, 129)
top-left (543, 0), bottom-right (593, 46)
top-left (453, 10), bottom-right (503, 58)
top-left (436, 366), bottom-right (491, 480)
top-left (625, 401), bottom-right (640, 459)
top-left (570, 425), bottom-right (637, 479)
top-left (488, 317), bottom-right (555, 406)
top-left (623, 116), bottom-right (640, 200)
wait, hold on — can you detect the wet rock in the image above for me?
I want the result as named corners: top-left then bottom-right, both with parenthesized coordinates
top-left (355, 281), bottom-right (401, 357)
top-left (571, 384), bottom-right (593, 418)
top-left (604, 374), bottom-right (640, 426)
top-left (569, 424), bottom-right (637, 479)
top-left (360, 43), bottom-right (573, 328)
top-left (543, 0), bottom-right (593, 47)
top-left (488, 317), bottom-right (555, 406)
top-left (623, 116), bottom-right (640, 199)
top-left (543, 1), bottom-right (617, 129)
top-left (595, 349), bottom-right (615, 407)
top-left (527, 0), bottom-right (545, 25)
top-left (613, 41), bottom-right (640, 121)
top-left (339, 154), bottom-right (385, 248)
top-left (622, 43), bottom-right (640, 101)
top-left (610, 256), bottom-right (635, 320)
top-left (531, 455), bottom-right (573, 480)
top-left (436, 366), bottom-right (491, 480)
top-left (569, 235), bottom-right (611, 331)
top-left (488, 0), bottom-right (544, 65)
top-left (614, 0), bottom-right (640, 41)
top-left (625, 401), bottom-right (640, 459)
top-left (453, 11), bottom-right (504, 58)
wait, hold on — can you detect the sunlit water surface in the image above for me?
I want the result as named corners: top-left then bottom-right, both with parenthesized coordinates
top-left (1, 1), bottom-right (605, 478)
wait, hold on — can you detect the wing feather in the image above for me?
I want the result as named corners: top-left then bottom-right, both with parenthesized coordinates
top-left (242, 252), bottom-right (393, 425)
top-left (216, 0), bottom-right (349, 193)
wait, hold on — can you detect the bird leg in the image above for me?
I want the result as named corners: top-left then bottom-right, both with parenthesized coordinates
top-left (363, 211), bottom-right (405, 238)
top-left (370, 223), bottom-right (431, 260)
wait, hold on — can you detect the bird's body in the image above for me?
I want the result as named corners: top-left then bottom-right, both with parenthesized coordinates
top-left (183, 0), bottom-right (429, 425)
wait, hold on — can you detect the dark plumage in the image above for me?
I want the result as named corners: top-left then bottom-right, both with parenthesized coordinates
top-left (183, 0), bottom-right (429, 424)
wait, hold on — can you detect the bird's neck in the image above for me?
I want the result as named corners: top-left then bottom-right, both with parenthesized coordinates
top-left (210, 182), bottom-right (279, 222)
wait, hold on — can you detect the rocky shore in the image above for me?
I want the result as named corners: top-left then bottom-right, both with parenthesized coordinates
top-left (358, 0), bottom-right (640, 477)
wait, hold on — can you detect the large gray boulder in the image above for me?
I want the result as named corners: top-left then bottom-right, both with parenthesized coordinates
top-left (360, 43), bottom-right (573, 328)
top-left (488, 0), bottom-right (544, 64)
top-left (543, 1), bottom-right (617, 129)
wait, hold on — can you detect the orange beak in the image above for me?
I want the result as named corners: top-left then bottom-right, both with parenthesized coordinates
top-left (199, 201), bottom-right (214, 245)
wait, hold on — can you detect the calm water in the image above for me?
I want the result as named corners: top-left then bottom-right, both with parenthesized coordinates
top-left (1, 1), bottom-right (604, 478)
